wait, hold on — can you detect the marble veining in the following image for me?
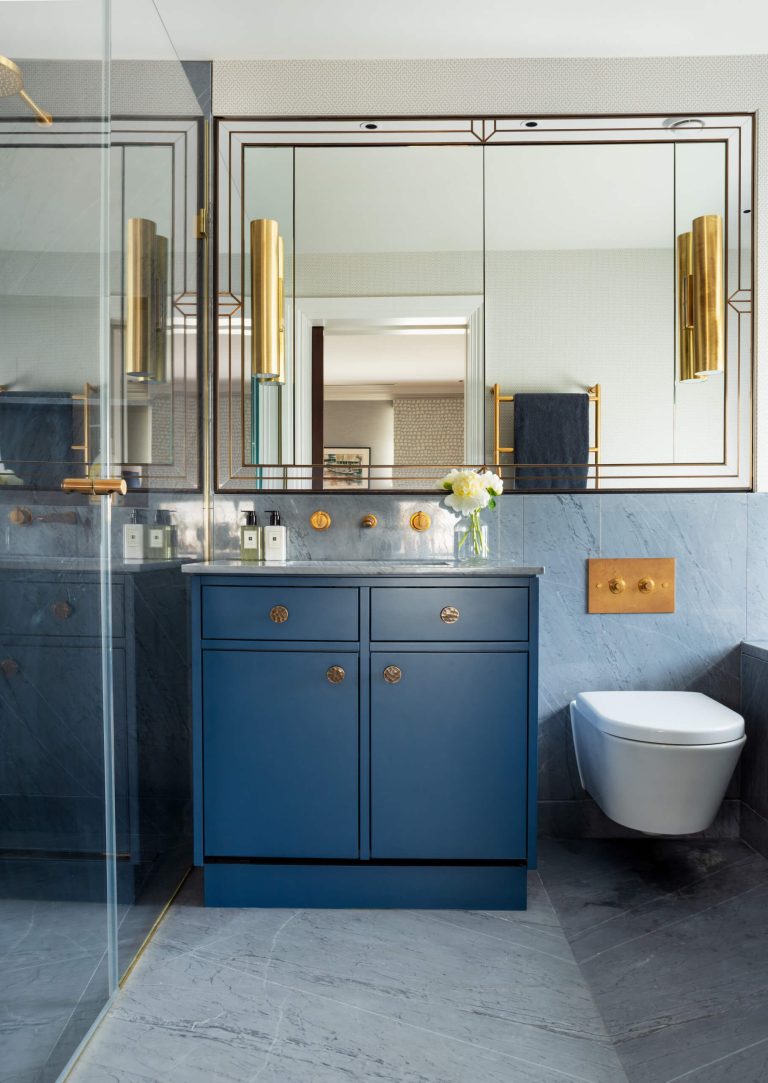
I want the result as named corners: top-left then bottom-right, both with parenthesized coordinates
top-left (68, 872), bottom-right (626, 1083)
top-left (540, 838), bottom-right (768, 1083)
top-left (182, 559), bottom-right (544, 576)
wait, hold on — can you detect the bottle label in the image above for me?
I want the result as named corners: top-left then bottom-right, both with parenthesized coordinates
top-left (148, 529), bottom-right (164, 547)
top-left (242, 530), bottom-right (260, 548)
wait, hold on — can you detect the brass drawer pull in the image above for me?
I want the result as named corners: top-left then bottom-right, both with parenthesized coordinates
top-left (326, 665), bottom-right (345, 684)
top-left (383, 665), bottom-right (402, 684)
top-left (0, 659), bottom-right (20, 678)
top-left (269, 605), bottom-right (289, 624)
top-left (52, 601), bottom-right (73, 621)
top-left (440, 606), bottom-right (460, 624)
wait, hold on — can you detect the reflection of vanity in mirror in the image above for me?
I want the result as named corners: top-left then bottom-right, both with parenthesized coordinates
top-left (0, 120), bottom-right (201, 492)
top-left (217, 114), bottom-right (752, 492)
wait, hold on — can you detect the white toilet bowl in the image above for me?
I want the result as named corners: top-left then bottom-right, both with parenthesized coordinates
top-left (570, 691), bottom-right (745, 835)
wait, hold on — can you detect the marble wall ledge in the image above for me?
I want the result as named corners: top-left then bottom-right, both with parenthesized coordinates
top-left (741, 640), bottom-right (768, 663)
top-left (181, 559), bottom-right (545, 577)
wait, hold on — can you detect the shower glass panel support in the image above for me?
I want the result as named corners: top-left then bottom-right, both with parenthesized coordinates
top-left (0, 1), bottom-right (116, 1080)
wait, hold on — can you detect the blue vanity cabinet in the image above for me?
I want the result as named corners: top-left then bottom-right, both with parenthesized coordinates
top-left (190, 571), bottom-right (539, 909)
top-left (370, 651), bottom-right (528, 860)
top-left (203, 649), bottom-right (359, 858)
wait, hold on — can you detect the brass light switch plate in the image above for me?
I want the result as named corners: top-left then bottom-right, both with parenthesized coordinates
top-left (588, 558), bottom-right (675, 614)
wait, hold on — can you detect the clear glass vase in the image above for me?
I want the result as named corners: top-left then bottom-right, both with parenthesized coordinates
top-left (453, 516), bottom-right (490, 562)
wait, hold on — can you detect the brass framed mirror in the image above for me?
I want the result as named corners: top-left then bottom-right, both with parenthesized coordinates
top-left (215, 114), bottom-right (753, 493)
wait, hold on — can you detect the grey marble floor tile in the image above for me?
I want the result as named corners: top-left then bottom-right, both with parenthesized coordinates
top-left (70, 873), bottom-right (627, 1083)
top-left (537, 838), bottom-right (756, 940)
top-left (540, 839), bottom-right (768, 1083)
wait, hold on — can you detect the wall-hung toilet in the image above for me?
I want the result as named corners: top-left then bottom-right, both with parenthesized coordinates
top-left (570, 691), bottom-right (745, 835)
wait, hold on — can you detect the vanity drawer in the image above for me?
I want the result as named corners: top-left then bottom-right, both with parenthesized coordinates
top-left (0, 579), bottom-right (124, 639)
top-left (370, 586), bottom-right (528, 642)
top-left (202, 585), bottom-right (359, 641)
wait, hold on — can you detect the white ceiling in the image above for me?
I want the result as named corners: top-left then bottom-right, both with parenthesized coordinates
top-left (1, 0), bottom-right (768, 61)
top-left (324, 332), bottom-right (465, 385)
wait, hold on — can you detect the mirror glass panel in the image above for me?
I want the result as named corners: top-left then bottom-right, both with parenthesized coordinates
top-left (216, 117), bottom-right (752, 491)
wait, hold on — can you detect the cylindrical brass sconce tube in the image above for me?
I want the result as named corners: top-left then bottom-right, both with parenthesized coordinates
top-left (692, 214), bottom-right (724, 376)
top-left (152, 234), bottom-right (168, 383)
top-left (250, 218), bottom-right (281, 381)
top-left (676, 231), bottom-right (702, 382)
top-left (277, 233), bottom-right (285, 384)
top-left (125, 218), bottom-right (157, 381)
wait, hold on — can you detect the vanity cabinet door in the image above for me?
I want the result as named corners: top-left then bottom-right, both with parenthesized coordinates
top-left (370, 651), bottom-right (528, 860)
top-left (203, 650), bottom-right (359, 858)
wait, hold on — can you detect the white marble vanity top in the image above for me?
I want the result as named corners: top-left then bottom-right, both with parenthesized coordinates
top-left (182, 560), bottom-right (544, 576)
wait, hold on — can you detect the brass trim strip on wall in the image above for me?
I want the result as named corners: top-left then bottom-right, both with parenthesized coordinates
top-left (491, 383), bottom-right (601, 487)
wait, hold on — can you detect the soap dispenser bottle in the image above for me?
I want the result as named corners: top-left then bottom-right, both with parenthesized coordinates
top-left (263, 510), bottom-right (288, 561)
top-left (146, 509), bottom-right (177, 560)
top-left (123, 509), bottom-right (145, 560)
top-left (240, 509), bottom-right (263, 561)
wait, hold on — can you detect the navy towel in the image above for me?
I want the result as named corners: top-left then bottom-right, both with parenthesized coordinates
top-left (513, 393), bottom-right (590, 490)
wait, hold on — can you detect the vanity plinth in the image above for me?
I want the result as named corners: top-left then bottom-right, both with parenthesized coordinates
top-left (185, 562), bottom-right (541, 909)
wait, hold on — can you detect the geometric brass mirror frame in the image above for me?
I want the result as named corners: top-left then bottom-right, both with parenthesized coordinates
top-left (215, 113), bottom-right (754, 493)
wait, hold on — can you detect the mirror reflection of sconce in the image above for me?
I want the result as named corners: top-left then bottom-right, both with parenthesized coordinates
top-left (250, 218), bottom-right (285, 384)
top-left (124, 217), bottom-right (168, 383)
top-left (677, 214), bottom-right (724, 382)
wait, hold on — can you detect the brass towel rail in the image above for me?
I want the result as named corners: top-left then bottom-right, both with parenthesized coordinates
top-left (491, 383), bottom-right (601, 489)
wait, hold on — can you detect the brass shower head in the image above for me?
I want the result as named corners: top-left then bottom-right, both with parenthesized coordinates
top-left (0, 56), bottom-right (52, 126)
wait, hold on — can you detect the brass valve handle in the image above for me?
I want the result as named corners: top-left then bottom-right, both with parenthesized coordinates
top-left (383, 665), bottom-right (402, 684)
top-left (269, 605), bottom-right (289, 624)
top-left (326, 665), bottom-right (345, 684)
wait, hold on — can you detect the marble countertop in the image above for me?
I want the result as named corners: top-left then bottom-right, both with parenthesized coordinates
top-left (182, 559), bottom-right (544, 577)
top-left (0, 557), bottom-right (191, 574)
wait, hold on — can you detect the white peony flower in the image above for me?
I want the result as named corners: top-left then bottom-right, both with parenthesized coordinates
top-left (441, 469), bottom-right (490, 514)
top-left (479, 470), bottom-right (504, 497)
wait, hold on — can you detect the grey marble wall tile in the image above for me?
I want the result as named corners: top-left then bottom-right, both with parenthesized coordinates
top-left (598, 493), bottom-right (747, 710)
top-left (741, 803), bottom-right (768, 862)
top-left (522, 494), bottom-right (601, 802)
top-left (741, 652), bottom-right (768, 822)
top-left (747, 493), bottom-right (768, 640)
top-left (539, 799), bottom-right (741, 841)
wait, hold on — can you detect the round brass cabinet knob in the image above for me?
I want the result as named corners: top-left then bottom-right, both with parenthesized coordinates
top-left (310, 510), bottom-right (332, 531)
top-left (0, 659), bottom-right (20, 678)
top-left (440, 606), bottom-right (460, 624)
top-left (638, 577), bottom-right (656, 594)
top-left (608, 577), bottom-right (626, 595)
top-left (269, 605), bottom-right (289, 624)
top-left (326, 665), bottom-right (346, 684)
top-left (383, 665), bottom-right (402, 684)
top-left (52, 601), bottom-right (73, 621)
top-left (410, 511), bottom-right (431, 532)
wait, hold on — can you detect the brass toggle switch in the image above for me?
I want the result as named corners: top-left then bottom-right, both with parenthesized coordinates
top-left (588, 558), bottom-right (675, 614)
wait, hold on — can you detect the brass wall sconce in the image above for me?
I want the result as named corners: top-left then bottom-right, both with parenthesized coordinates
top-left (677, 214), bottom-right (724, 382)
top-left (125, 218), bottom-right (168, 383)
top-left (250, 218), bottom-right (285, 383)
